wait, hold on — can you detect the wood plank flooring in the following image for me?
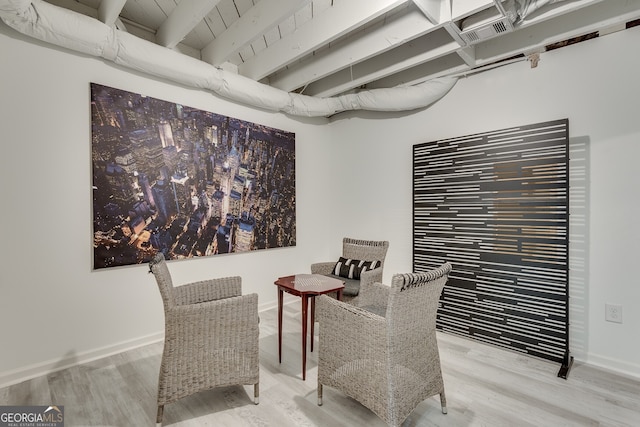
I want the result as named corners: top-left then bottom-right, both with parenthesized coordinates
top-left (1, 302), bottom-right (639, 426)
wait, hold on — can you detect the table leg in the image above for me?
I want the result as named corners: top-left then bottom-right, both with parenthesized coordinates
top-left (337, 289), bottom-right (343, 301)
top-left (278, 287), bottom-right (283, 363)
top-left (310, 296), bottom-right (315, 352)
top-left (301, 294), bottom-right (308, 380)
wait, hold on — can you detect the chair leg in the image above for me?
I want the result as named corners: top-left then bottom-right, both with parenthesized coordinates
top-left (156, 405), bottom-right (164, 426)
top-left (254, 383), bottom-right (260, 404)
top-left (439, 390), bottom-right (447, 414)
top-left (318, 383), bottom-right (323, 406)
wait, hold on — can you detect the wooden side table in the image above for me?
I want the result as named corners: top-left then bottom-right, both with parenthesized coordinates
top-left (274, 274), bottom-right (345, 380)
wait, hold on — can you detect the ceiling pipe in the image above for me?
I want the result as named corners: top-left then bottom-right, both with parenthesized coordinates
top-left (0, 0), bottom-right (457, 118)
top-left (503, 0), bottom-right (570, 25)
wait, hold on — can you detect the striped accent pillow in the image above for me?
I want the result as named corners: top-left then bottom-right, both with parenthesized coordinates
top-left (333, 257), bottom-right (381, 280)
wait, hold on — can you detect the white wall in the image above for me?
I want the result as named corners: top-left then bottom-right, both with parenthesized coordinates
top-left (0, 22), bottom-right (336, 386)
top-left (327, 26), bottom-right (640, 378)
top-left (2, 20), bottom-right (639, 386)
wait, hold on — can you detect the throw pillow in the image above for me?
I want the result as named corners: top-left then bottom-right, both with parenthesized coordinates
top-left (333, 257), bottom-right (381, 280)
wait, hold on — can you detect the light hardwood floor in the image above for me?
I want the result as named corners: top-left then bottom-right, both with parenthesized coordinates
top-left (2, 302), bottom-right (639, 426)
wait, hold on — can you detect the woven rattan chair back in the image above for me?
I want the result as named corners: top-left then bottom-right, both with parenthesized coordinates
top-left (342, 237), bottom-right (389, 268)
top-left (317, 262), bottom-right (452, 427)
top-left (149, 253), bottom-right (175, 310)
top-left (386, 263), bottom-right (452, 333)
top-left (148, 253), bottom-right (259, 426)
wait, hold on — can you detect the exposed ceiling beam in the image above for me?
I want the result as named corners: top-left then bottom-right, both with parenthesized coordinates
top-left (475, 0), bottom-right (640, 66)
top-left (98, 0), bottom-right (127, 27)
top-left (452, 0), bottom-right (495, 20)
top-left (412, 0), bottom-right (443, 24)
top-left (156, 0), bottom-right (222, 48)
top-left (270, 5), bottom-right (435, 92)
top-left (305, 28), bottom-right (458, 97)
top-left (455, 45), bottom-right (476, 67)
top-left (366, 53), bottom-right (469, 88)
top-left (202, 0), bottom-right (311, 65)
top-left (238, 0), bottom-right (407, 81)
top-left (370, 0), bottom-right (637, 89)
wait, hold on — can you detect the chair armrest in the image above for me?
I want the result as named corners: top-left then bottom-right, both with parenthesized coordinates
top-left (346, 267), bottom-right (383, 305)
top-left (168, 293), bottom-right (259, 344)
top-left (317, 295), bottom-right (387, 357)
top-left (311, 262), bottom-right (335, 275)
top-left (173, 276), bottom-right (242, 306)
top-left (164, 293), bottom-right (259, 383)
top-left (355, 281), bottom-right (390, 312)
top-left (359, 267), bottom-right (383, 287)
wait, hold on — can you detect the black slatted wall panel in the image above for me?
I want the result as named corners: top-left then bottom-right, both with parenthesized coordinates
top-left (413, 119), bottom-right (570, 367)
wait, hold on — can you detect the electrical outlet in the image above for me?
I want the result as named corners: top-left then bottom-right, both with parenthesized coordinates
top-left (605, 303), bottom-right (623, 323)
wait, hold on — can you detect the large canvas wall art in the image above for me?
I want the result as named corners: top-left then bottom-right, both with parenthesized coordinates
top-left (91, 83), bottom-right (296, 269)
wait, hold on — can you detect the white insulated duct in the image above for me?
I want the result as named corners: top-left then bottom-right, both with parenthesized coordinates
top-left (0, 0), bottom-right (457, 118)
top-left (503, 0), bottom-right (569, 24)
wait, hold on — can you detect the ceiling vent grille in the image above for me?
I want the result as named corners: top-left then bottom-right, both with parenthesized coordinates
top-left (494, 20), bottom-right (508, 34)
top-left (459, 9), bottom-right (514, 45)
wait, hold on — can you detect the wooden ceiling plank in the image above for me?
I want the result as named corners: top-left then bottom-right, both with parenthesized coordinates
top-left (238, 44), bottom-right (255, 62)
top-left (278, 14), bottom-right (296, 38)
top-left (216, 0), bottom-right (241, 27)
top-left (182, 19), bottom-right (218, 50)
top-left (312, 0), bottom-right (333, 16)
top-left (263, 26), bottom-right (281, 45)
top-left (294, 2), bottom-right (313, 27)
top-left (202, 0), bottom-right (311, 65)
top-left (234, 0), bottom-right (254, 16)
top-left (121, 0), bottom-right (164, 30)
top-left (238, 0), bottom-right (407, 81)
top-left (156, 0), bottom-right (223, 48)
top-left (204, 9), bottom-right (227, 38)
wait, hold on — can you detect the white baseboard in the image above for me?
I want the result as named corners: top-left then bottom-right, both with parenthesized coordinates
top-left (258, 294), bottom-right (299, 313)
top-left (584, 353), bottom-right (640, 381)
top-left (0, 331), bottom-right (164, 389)
top-left (0, 303), bottom-right (291, 389)
top-left (258, 300), bottom-right (278, 312)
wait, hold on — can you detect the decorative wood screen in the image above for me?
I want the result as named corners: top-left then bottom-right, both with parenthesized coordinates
top-left (413, 119), bottom-right (571, 375)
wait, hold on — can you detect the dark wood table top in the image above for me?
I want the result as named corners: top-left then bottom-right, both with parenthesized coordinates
top-left (275, 274), bottom-right (345, 295)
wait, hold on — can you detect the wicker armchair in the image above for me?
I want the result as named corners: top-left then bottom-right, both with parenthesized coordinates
top-left (310, 237), bottom-right (389, 303)
top-left (148, 253), bottom-right (259, 425)
top-left (317, 262), bottom-right (452, 427)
